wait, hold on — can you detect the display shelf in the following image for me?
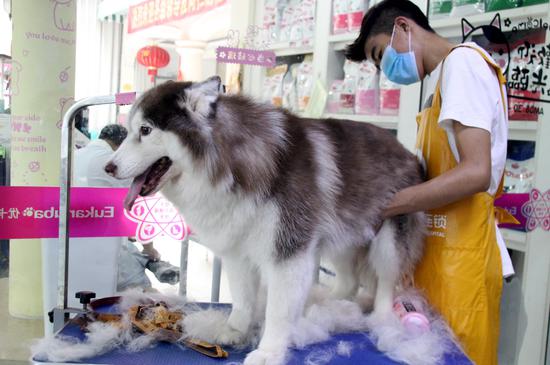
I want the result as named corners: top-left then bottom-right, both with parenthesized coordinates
top-left (501, 228), bottom-right (528, 252)
top-left (509, 120), bottom-right (538, 141)
top-left (431, 3), bottom-right (550, 38)
top-left (323, 113), bottom-right (399, 129)
top-left (329, 33), bottom-right (358, 51)
top-left (268, 42), bottom-right (314, 57)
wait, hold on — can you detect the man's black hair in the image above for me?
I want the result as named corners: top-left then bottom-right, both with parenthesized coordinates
top-left (345, 0), bottom-right (434, 62)
top-left (99, 124), bottom-right (128, 147)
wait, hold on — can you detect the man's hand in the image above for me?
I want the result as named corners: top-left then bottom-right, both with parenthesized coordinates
top-left (142, 242), bottom-right (161, 262)
top-left (383, 121), bottom-right (491, 218)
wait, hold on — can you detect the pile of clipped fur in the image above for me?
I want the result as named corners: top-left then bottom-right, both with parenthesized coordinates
top-left (32, 287), bottom-right (460, 365)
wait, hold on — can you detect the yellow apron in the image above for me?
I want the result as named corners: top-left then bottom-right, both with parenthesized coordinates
top-left (414, 45), bottom-right (512, 365)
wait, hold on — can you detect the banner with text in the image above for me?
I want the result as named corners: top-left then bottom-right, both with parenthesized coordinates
top-left (0, 187), bottom-right (189, 242)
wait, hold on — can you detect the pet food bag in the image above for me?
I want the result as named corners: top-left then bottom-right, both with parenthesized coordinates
top-left (290, 0), bottom-right (315, 47)
top-left (348, 0), bottom-right (368, 33)
top-left (355, 61), bottom-right (379, 115)
top-left (379, 73), bottom-right (400, 116)
top-left (326, 80), bottom-right (344, 113)
top-left (279, 1), bottom-right (295, 42)
top-left (333, 0), bottom-right (349, 34)
top-left (485, 0), bottom-right (521, 11)
top-left (523, 0), bottom-right (549, 5)
top-left (282, 63), bottom-right (299, 111)
top-left (430, 0), bottom-right (453, 19)
top-left (496, 141), bottom-right (536, 231)
top-left (263, 64), bottom-right (288, 107)
top-left (297, 56), bottom-right (314, 111)
top-left (450, 0), bottom-right (484, 16)
top-left (263, 0), bottom-right (281, 43)
top-left (504, 141), bottom-right (536, 194)
top-left (340, 60), bottom-right (358, 114)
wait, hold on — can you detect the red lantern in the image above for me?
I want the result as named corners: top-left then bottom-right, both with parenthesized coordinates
top-left (136, 45), bottom-right (170, 82)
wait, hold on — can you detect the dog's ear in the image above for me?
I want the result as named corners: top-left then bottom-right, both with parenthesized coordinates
top-left (184, 76), bottom-right (222, 118)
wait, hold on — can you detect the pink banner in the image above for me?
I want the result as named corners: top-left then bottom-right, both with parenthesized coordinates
top-left (0, 187), bottom-right (189, 241)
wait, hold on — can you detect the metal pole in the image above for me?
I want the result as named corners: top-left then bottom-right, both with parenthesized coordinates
top-left (211, 257), bottom-right (222, 302)
top-left (179, 237), bottom-right (189, 297)
top-left (57, 95), bottom-right (116, 313)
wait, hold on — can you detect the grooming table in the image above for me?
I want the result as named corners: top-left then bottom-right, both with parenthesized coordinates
top-left (33, 302), bottom-right (473, 365)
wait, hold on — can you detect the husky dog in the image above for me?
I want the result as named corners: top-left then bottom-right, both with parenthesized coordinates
top-left (106, 76), bottom-right (425, 365)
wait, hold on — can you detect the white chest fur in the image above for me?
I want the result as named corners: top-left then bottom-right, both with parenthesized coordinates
top-left (161, 172), bottom-right (279, 264)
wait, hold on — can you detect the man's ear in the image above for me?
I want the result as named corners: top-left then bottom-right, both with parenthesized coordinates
top-left (185, 76), bottom-right (222, 117)
top-left (394, 16), bottom-right (410, 32)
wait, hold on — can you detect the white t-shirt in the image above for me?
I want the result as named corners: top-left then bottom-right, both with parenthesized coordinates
top-left (74, 139), bottom-right (130, 188)
top-left (423, 42), bottom-right (514, 277)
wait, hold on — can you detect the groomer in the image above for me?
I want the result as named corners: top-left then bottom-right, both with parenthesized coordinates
top-left (346, 1), bottom-right (516, 364)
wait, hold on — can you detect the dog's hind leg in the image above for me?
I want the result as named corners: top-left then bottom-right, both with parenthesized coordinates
top-left (368, 220), bottom-right (400, 317)
top-left (329, 247), bottom-right (360, 300)
top-left (244, 249), bottom-right (315, 365)
top-left (215, 255), bottom-right (259, 346)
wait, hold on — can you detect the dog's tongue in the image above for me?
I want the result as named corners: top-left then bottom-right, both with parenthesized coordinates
top-left (124, 171), bottom-right (148, 211)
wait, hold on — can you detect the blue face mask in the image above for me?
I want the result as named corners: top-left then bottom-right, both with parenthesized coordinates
top-left (380, 27), bottom-right (420, 85)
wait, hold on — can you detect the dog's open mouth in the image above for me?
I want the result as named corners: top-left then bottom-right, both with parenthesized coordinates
top-left (124, 157), bottom-right (172, 211)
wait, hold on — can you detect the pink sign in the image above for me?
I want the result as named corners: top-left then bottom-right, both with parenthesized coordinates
top-left (0, 187), bottom-right (189, 241)
top-left (125, 195), bottom-right (188, 242)
top-left (216, 47), bottom-right (276, 67)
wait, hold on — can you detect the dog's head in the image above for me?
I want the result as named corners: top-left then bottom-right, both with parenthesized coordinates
top-left (105, 76), bottom-right (223, 211)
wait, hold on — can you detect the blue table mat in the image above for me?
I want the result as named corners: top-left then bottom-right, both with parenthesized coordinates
top-left (35, 302), bottom-right (473, 365)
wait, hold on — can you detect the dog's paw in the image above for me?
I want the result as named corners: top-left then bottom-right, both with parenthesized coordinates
top-left (214, 324), bottom-right (246, 346)
top-left (244, 349), bottom-right (286, 365)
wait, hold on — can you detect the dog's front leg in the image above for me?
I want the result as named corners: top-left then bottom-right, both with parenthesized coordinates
top-left (244, 251), bottom-right (315, 365)
top-left (215, 255), bottom-right (259, 346)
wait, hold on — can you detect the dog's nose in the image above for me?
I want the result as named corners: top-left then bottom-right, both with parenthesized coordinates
top-left (104, 162), bottom-right (117, 176)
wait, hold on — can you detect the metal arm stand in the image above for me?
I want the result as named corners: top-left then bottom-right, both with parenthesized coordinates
top-left (52, 93), bottom-right (135, 332)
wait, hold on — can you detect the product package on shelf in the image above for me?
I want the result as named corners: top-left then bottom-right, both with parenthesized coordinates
top-left (495, 141), bottom-right (536, 231)
top-left (504, 141), bottom-right (536, 194)
top-left (348, 0), bottom-right (368, 33)
top-left (279, 0), bottom-right (294, 43)
top-left (327, 80), bottom-right (344, 113)
top-left (264, 0), bottom-right (282, 44)
top-left (297, 55), bottom-right (314, 111)
top-left (430, 0), bottom-right (453, 19)
top-left (522, 0), bottom-right (549, 5)
top-left (485, 0), bottom-right (521, 11)
top-left (332, 0), bottom-right (349, 34)
top-left (379, 73), bottom-right (400, 116)
top-left (265, 0), bottom-right (316, 46)
top-left (450, 0), bottom-right (484, 17)
top-left (263, 64), bottom-right (288, 107)
top-left (292, 0), bottom-right (316, 47)
top-left (340, 60), bottom-right (359, 114)
top-left (333, 0), bottom-right (368, 34)
top-left (355, 61), bottom-right (379, 115)
top-left (282, 64), bottom-right (299, 111)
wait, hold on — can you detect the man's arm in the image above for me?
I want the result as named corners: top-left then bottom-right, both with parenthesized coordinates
top-left (383, 122), bottom-right (491, 218)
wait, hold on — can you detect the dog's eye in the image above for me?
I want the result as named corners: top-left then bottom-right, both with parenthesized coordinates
top-left (140, 126), bottom-right (152, 136)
